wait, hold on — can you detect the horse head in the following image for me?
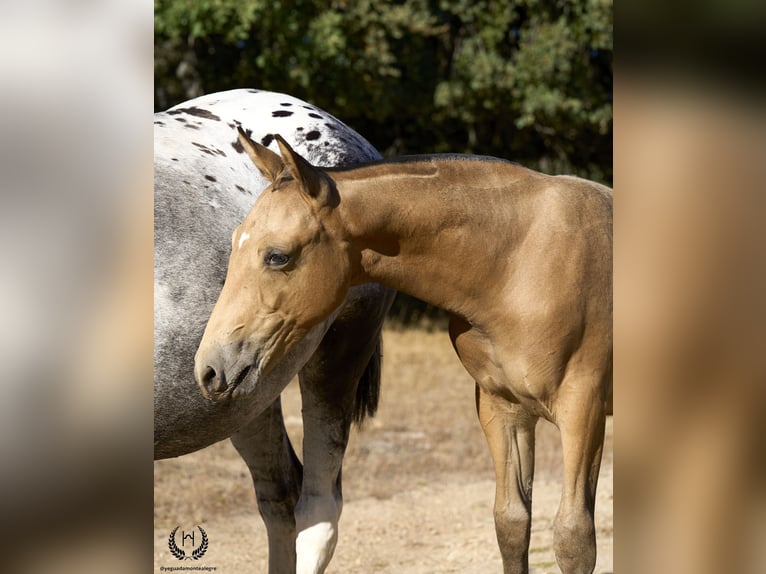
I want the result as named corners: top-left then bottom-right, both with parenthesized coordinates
top-left (194, 129), bottom-right (352, 401)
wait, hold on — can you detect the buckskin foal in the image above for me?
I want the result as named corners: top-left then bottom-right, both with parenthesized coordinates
top-left (196, 131), bottom-right (612, 574)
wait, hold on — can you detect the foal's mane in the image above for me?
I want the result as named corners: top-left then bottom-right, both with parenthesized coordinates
top-left (323, 153), bottom-right (520, 173)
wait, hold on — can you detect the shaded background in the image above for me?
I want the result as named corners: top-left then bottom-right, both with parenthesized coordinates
top-left (155, 0), bottom-right (612, 182)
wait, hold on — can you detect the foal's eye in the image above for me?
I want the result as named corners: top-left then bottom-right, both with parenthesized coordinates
top-left (264, 251), bottom-right (290, 268)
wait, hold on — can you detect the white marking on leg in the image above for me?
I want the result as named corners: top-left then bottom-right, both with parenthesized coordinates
top-left (296, 520), bottom-right (337, 574)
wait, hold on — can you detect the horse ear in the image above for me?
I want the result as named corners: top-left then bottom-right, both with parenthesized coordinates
top-left (274, 134), bottom-right (338, 207)
top-left (237, 127), bottom-right (285, 183)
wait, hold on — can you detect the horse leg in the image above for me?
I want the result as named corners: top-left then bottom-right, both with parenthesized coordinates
top-left (552, 375), bottom-right (606, 574)
top-left (476, 384), bottom-right (539, 574)
top-left (292, 378), bottom-right (351, 574)
top-left (230, 397), bottom-right (302, 574)
top-left (449, 316), bottom-right (538, 573)
top-left (294, 286), bottom-right (392, 574)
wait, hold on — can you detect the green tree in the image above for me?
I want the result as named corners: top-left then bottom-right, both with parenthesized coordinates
top-left (433, 0), bottom-right (612, 181)
top-left (155, 0), bottom-right (611, 183)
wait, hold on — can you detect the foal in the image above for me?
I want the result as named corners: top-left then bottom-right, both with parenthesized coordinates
top-left (196, 131), bottom-right (612, 574)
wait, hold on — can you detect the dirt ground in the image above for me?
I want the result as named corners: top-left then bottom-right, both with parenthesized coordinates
top-left (155, 328), bottom-right (613, 573)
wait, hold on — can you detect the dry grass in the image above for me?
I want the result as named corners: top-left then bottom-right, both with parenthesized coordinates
top-left (155, 327), bottom-right (610, 528)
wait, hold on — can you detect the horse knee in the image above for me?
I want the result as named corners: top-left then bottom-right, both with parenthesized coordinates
top-left (492, 505), bottom-right (532, 573)
top-left (494, 504), bottom-right (531, 543)
top-left (553, 509), bottom-right (596, 574)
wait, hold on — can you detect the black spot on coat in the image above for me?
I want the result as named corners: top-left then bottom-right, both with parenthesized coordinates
top-left (272, 110), bottom-right (293, 117)
top-left (306, 130), bottom-right (321, 141)
top-left (192, 142), bottom-right (227, 157)
top-left (173, 106), bottom-right (222, 121)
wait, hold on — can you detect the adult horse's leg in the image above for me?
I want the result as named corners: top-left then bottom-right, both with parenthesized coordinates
top-left (552, 374), bottom-right (606, 574)
top-left (449, 317), bottom-right (538, 574)
top-left (294, 284), bottom-right (393, 574)
top-left (476, 385), bottom-right (539, 574)
top-left (230, 397), bottom-right (302, 574)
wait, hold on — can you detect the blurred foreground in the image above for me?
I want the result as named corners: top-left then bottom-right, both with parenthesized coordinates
top-left (0, 1), bottom-right (153, 572)
top-left (615, 78), bottom-right (766, 573)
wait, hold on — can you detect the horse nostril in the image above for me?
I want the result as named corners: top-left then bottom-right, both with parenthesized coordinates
top-left (200, 365), bottom-right (227, 393)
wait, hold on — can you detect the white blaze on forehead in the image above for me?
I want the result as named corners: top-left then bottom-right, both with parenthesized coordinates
top-left (237, 231), bottom-right (250, 249)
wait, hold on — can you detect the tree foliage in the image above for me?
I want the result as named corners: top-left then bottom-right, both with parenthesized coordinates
top-left (155, 0), bottom-right (611, 184)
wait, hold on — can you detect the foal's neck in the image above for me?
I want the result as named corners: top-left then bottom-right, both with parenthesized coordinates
top-left (335, 158), bottom-right (538, 320)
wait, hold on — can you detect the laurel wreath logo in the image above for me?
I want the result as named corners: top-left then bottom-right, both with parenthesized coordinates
top-left (168, 525), bottom-right (209, 560)
top-left (168, 527), bottom-right (185, 560)
top-left (192, 526), bottom-right (209, 559)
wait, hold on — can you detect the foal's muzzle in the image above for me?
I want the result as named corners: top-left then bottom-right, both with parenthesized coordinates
top-left (194, 344), bottom-right (256, 401)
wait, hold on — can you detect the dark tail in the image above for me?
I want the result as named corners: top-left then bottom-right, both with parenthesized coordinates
top-left (352, 335), bottom-right (382, 425)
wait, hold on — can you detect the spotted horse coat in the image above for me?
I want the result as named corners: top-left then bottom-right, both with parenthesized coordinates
top-left (154, 89), bottom-right (394, 574)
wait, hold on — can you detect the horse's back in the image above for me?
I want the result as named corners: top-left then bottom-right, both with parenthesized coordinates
top-left (154, 89), bottom-right (379, 192)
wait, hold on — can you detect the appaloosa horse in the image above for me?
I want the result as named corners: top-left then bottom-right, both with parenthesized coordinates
top-left (154, 90), bottom-right (394, 573)
top-left (196, 133), bottom-right (613, 574)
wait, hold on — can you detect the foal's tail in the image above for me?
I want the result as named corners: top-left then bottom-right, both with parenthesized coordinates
top-left (352, 335), bottom-right (382, 426)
